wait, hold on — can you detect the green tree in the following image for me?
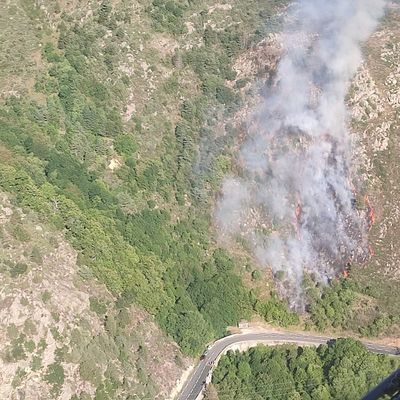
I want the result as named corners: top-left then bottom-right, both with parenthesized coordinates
top-left (212, 340), bottom-right (399, 400)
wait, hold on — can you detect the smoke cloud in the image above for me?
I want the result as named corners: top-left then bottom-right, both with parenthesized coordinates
top-left (215, 0), bottom-right (385, 308)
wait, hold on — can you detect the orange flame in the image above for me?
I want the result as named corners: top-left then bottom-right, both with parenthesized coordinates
top-left (295, 204), bottom-right (301, 220)
top-left (294, 203), bottom-right (301, 240)
top-left (364, 195), bottom-right (376, 229)
top-left (368, 244), bottom-right (376, 257)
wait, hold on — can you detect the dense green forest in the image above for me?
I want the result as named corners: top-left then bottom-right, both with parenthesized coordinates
top-left (302, 274), bottom-right (400, 337)
top-left (212, 339), bottom-right (399, 400)
top-left (0, 0), bottom-right (296, 358)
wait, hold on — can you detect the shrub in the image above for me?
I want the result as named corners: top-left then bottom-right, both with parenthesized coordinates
top-left (216, 85), bottom-right (236, 105)
top-left (31, 355), bottom-right (42, 371)
top-left (12, 225), bottom-right (30, 242)
top-left (24, 340), bottom-right (35, 353)
top-left (251, 270), bottom-right (262, 281)
top-left (4, 337), bottom-right (27, 362)
top-left (41, 291), bottom-right (51, 303)
top-left (44, 363), bottom-right (65, 394)
top-left (79, 359), bottom-right (102, 386)
top-left (10, 262), bottom-right (28, 278)
top-left (12, 367), bottom-right (26, 389)
top-left (148, 0), bottom-right (187, 35)
top-left (89, 297), bottom-right (108, 316)
top-left (30, 246), bottom-right (43, 264)
top-left (114, 134), bottom-right (137, 156)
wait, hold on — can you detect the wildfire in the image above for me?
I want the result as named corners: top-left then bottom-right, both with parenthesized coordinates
top-left (368, 244), bottom-right (376, 257)
top-left (294, 202), bottom-right (302, 240)
top-left (295, 204), bottom-right (301, 220)
top-left (341, 258), bottom-right (352, 279)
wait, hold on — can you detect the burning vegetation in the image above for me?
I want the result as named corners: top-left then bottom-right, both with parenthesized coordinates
top-left (364, 195), bottom-right (376, 230)
top-left (216, 0), bottom-right (385, 308)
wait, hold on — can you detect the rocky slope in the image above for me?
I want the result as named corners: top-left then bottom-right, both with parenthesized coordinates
top-left (348, 5), bottom-right (400, 332)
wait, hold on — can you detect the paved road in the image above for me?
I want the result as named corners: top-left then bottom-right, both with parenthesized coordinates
top-left (177, 331), bottom-right (399, 400)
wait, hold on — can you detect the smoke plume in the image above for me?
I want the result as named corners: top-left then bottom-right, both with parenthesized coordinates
top-left (216, 0), bottom-right (385, 308)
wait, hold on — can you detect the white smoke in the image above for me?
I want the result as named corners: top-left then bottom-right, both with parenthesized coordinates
top-left (215, 0), bottom-right (385, 308)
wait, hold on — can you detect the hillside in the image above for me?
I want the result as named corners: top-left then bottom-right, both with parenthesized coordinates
top-left (214, 3), bottom-right (400, 342)
top-left (0, 0), bottom-right (294, 398)
top-left (0, 193), bottom-right (188, 399)
top-left (301, 4), bottom-right (400, 339)
top-left (1, 0), bottom-right (400, 399)
top-left (347, 5), bottom-right (400, 337)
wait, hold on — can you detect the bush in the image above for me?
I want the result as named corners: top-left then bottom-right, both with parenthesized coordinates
top-left (4, 337), bottom-right (27, 362)
top-left (31, 355), bottom-right (42, 371)
top-left (80, 359), bottom-right (102, 386)
top-left (44, 363), bottom-right (65, 394)
top-left (235, 78), bottom-right (250, 89)
top-left (12, 225), bottom-right (30, 242)
top-left (307, 280), bottom-right (357, 331)
top-left (30, 246), bottom-right (43, 264)
top-left (41, 291), bottom-right (51, 303)
top-left (255, 296), bottom-right (299, 327)
top-left (12, 367), bottom-right (26, 389)
top-left (251, 270), bottom-right (262, 281)
top-left (24, 340), bottom-right (35, 353)
top-left (148, 0), bottom-right (187, 35)
top-left (114, 134), bottom-right (137, 156)
top-left (10, 263), bottom-right (28, 278)
top-left (216, 85), bottom-right (236, 105)
top-left (359, 315), bottom-right (400, 337)
top-left (89, 297), bottom-right (108, 316)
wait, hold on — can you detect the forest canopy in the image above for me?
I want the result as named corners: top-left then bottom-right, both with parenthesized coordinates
top-left (212, 339), bottom-right (399, 400)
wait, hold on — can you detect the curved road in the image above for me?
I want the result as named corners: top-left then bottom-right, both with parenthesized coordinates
top-left (177, 331), bottom-right (399, 400)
